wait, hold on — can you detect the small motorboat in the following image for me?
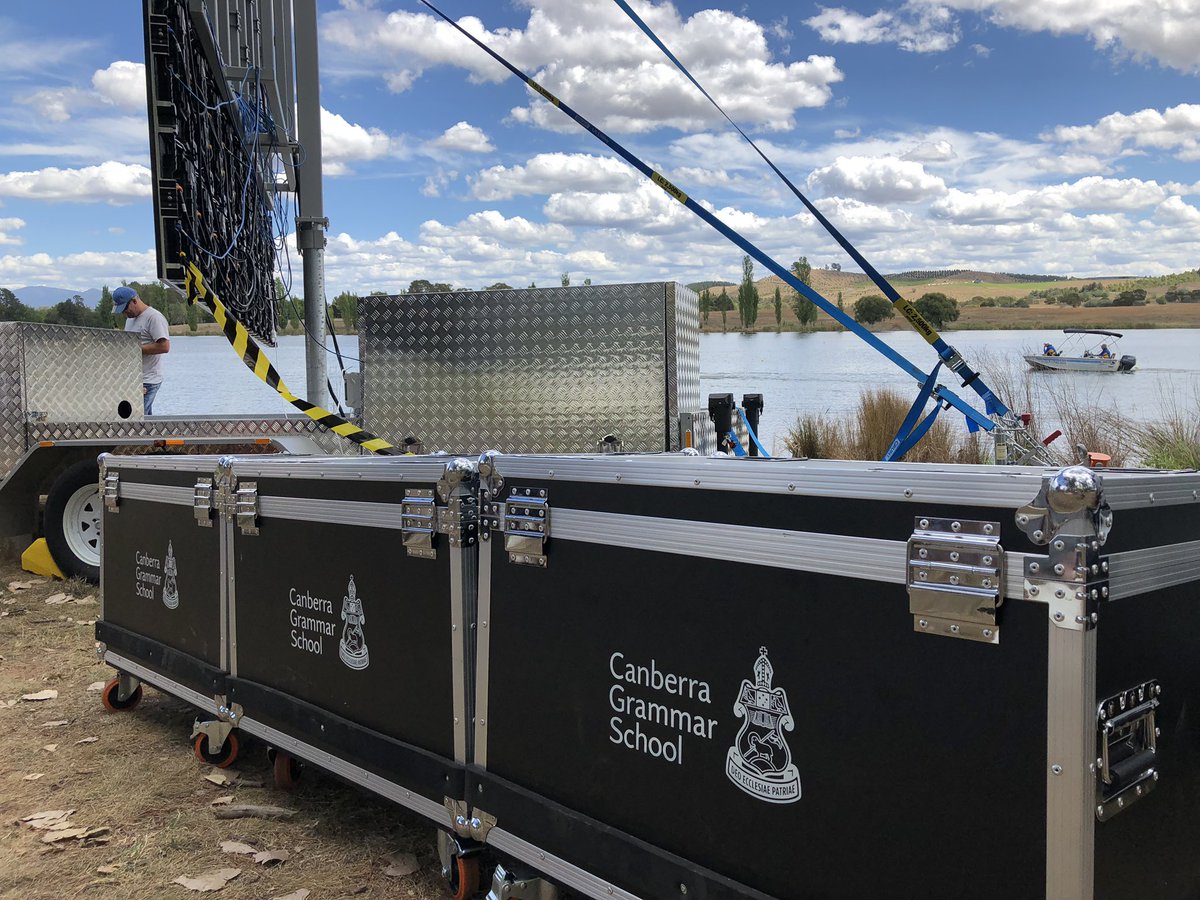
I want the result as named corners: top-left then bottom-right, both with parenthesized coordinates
top-left (1024, 329), bottom-right (1136, 373)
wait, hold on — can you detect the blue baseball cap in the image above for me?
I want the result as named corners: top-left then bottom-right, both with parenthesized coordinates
top-left (112, 286), bottom-right (137, 313)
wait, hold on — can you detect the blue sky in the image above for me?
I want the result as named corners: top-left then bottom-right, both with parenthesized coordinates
top-left (0, 0), bottom-right (1197, 296)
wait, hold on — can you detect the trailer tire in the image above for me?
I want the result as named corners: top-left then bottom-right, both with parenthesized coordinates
top-left (446, 855), bottom-right (481, 900)
top-left (44, 459), bottom-right (102, 583)
top-left (272, 749), bottom-right (303, 790)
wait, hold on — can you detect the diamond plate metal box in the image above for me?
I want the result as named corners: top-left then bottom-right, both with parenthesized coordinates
top-left (0, 322), bottom-right (144, 474)
top-left (360, 283), bottom-right (701, 454)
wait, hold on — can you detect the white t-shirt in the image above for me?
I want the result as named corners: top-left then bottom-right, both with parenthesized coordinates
top-left (125, 305), bottom-right (170, 384)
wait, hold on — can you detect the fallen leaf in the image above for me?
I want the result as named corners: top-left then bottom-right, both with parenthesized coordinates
top-left (97, 865), bottom-right (121, 874)
top-left (212, 805), bottom-right (297, 821)
top-left (253, 850), bottom-right (289, 866)
top-left (43, 828), bottom-right (89, 843)
top-left (21, 690), bottom-right (58, 702)
top-left (2, 699), bottom-right (18, 708)
top-left (173, 868), bottom-right (242, 892)
top-left (383, 851), bottom-right (420, 877)
top-left (41, 744), bottom-right (59, 753)
top-left (76, 737), bottom-right (99, 745)
top-left (81, 826), bottom-right (111, 839)
top-left (22, 810), bottom-right (75, 829)
top-left (220, 841), bottom-right (257, 855)
top-left (44, 593), bottom-right (72, 605)
top-left (75, 596), bottom-right (97, 605)
top-left (41, 720), bottom-right (69, 728)
top-left (86, 681), bottom-right (106, 692)
top-left (210, 796), bottom-right (234, 807)
top-left (232, 776), bottom-right (263, 788)
top-left (205, 770), bottom-right (232, 786)
top-left (23, 773), bottom-right (45, 781)
top-left (271, 891), bottom-right (310, 900)
top-left (8, 580), bottom-right (34, 591)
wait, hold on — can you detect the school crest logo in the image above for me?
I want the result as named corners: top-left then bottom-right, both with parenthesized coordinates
top-left (162, 541), bottom-right (179, 610)
top-left (338, 575), bottom-right (370, 670)
top-left (725, 647), bottom-right (800, 803)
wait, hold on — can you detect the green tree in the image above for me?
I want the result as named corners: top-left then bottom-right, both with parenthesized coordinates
top-left (1114, 288), bottom-right (1147, 306)
top-left (0, 287), bottom-right (38, 322)
top-left (854, 294), bottom-right (894, 325)
top-left (96, 285), bottom-right (115, 325)
top-left (583, 277), bottom-right (592, 286)
top-left (1058, 291), bottom-right (1083, 308)
top-left (331, 291), bottom-right (359, 329)
top-left (408, 279), bottom-right (452, 294)
top-left (736, 255), bottom-right (759, 328)
top-left (561, 273), bottom-right (570, 287)
top-left (913, 292), bottom-right (959, 328)
top-left (699, 289), bottom-right (712, 325)
top-left (484, 282), bottom-right (513, 291)
top-left (773, 286), bottom-right (782, 329)
top-left (44, 294), bottom-right (98, 327)
top-left (715, 288), bottom-right (734, 331)
top-left (790, 256), bottom-right (817, 329)
top-left (186, 300), bottom-right (200, 332)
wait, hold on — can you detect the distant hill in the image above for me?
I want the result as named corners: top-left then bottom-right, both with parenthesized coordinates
top-left (13, 286), bottom-right (104, 308)
top-left (687, 280), bottom-right (736, 293)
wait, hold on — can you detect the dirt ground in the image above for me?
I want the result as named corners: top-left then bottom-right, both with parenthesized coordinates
top-left (0, 565), bottom-right (450, 900)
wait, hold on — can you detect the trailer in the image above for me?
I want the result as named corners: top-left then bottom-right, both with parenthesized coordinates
top-left (95, 446), bottom-right (1200, 900)
top-left (0, 321), bottom-right (333, 580)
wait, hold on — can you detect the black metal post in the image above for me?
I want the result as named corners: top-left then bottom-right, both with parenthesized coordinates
top-left (708, 393), bottom-right (735, 454)
top-left (742, 394), bottom-right (764, 457)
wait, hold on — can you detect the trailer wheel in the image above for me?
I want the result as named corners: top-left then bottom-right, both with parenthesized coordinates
top-left (446, 855), bottom-right (481, 900)
top-left (272, 749), bottom-right (303, 790)
top-left (194, 731), bottom-right (240, 768)
top-left (100, 677), bottom-right (143, 712)
top-left (44, 459), bottom-right (102, 583)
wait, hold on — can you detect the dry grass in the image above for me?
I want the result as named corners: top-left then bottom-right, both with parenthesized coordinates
top-left (783, 387), bottom-right (986, 463)
top-left (0, 565), bottom-right (449, 900)
top-left (1136, 387), bottom-right (1200, 469)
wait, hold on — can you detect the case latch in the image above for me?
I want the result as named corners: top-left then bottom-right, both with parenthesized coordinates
top-left (194, 478), bottom-right (214, 527)
top-left (402, 489), bottom-right (437, 559)
top-left (481, 487), bottom-right (550, 567)
top-left (234, 482), bottom-right (259, 536)
top-left (102, 470), bottom-right (120, 513)
top-left (907, 516), bottom-right (1003, 644)
top-left (1096, 680), bottom-right (1160, 821)
top-left (437, 495), bottom-right (478, 549)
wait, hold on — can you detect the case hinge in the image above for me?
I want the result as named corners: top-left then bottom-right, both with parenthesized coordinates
top-left (437, 495), bottom-right (478, 549)
top-left (907, 516), bottom-right (1003, 644)
top-left (482, 486), bottom-right (549, 567)
top-left (402, 489), bottom-right (437, 559)
top-left (234, 482), bottom-right (259, 535)
top-left (1095, 680), bottom-right (1160, 821)
top-left (193, 478), bottom-right (214, 527)
top-left (102, 470), bottom-right (121, 513)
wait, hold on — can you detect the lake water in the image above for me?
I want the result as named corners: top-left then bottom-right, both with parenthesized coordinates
top-left (152, 329), bottom-right (1200, 454)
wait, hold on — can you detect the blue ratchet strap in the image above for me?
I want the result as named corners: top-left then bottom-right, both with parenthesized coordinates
top-left (884, 362), bottom-right (942, 462)
top-left (736, 406), bottom-right (771, 458)
top-left (419, 0), bottom-right (995, 436)
top-left (725, 430), bottom-right (748, 457)
top-left (610, 0), bottom-right (1008, 419)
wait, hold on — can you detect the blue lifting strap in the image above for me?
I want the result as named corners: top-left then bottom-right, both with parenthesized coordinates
top-left (885, 362), bottom-right (943, 462)
top-left (736, 407), bottom-right (771, 458)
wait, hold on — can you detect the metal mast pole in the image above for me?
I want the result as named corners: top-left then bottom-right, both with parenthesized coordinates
top-left (292, 0), bottom-right (328, 404)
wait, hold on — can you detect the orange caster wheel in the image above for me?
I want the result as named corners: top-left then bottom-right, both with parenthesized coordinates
top-left (446, 854), bottom-right (481, 900)
top-left (193, 731), bottom-right (239, 768)
top-left (101, 676), bottom-right (142, 712)
top-left (272, 749), bottom-right (302, 790)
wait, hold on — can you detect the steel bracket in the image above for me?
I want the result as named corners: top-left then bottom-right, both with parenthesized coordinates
top-left (482, 486), bottom-right (550, 567)
top-left (437, 496), bottom-right (479, 549)
top-left (402, 489), bottom-right (437, 559)
top-left (1095, 680), bottom-right (1160, 821)
top-left (190, 716), bottom-right (235, 752)
top-left (486, 863), bottom-right (560, 900)
top-left (194, 478), bottom-right (214, 527)
top-left (234, 481), bottom-right (259, 535)
top-left (907, 516), bottom-right (1003, 644)
top-left (444, 798), bottom-right (472, 838)
top-left (467, 808), bottom-right (497, 843)
top-left (103, 470), bottom-right (120, 513)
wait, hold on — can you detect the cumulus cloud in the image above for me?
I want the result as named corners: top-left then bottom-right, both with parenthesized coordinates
top-left (321, 107), bottom-right (401, 175)
top-left (930, 176), bottom-right (1171, 223)
top-left (0, 217), bottom-right (26, 246)
top-left (0, 162), bottom-right (151, 204)
top-left (0, 248), bottom-right (156, 287)
top-left (805, 3), bottom-right (960, 53)
top-left (806, 156), bottom-right (948, 203)
top-left (421, 168), bottom-right (459, 198)
top-left (1046, 104), bottom-right (1200, 162)
top-left (429, 121), bottom-right (495, 154)
top-left (421, 210), bottom-right (573, 248)
top-left (471, 153), bottom-right (638, 201)
top-left (940, 0), bottom-right (1200, 74)
top-left (92, 61), bottom-right (146, 109)
top-left (322, 2), bottom-right (844, 133)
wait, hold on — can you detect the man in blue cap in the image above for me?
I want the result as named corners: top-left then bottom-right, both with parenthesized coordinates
top-left (113, 286), bottom-right (170, 414)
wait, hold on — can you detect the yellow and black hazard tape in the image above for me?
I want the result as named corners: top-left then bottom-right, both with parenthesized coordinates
top-left (183, 260), bottom-right (401, 455)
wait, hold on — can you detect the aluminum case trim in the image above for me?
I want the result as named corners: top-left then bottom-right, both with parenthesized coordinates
top-left (236, 713), bottom-right (453, 828)
top-left (103, 650), bottom-right (222, 717)
top-left (474, 543), bottom-right (493, 768)
top-left (257, 495), bottom-right (408, 529)
top-left (486, 826), bottom-right (643, 900)
top-left (1106, 540), bottom-right (1200, 599)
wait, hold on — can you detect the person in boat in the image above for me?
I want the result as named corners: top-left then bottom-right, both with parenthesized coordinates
top-left (1042, 342), bottom-right (1060, 357)
top-left (1098, 343), bottom-right (1112, 358)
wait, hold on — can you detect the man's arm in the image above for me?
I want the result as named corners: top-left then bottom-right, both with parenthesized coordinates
top-left (142, 338), bottom-right (170, 355)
